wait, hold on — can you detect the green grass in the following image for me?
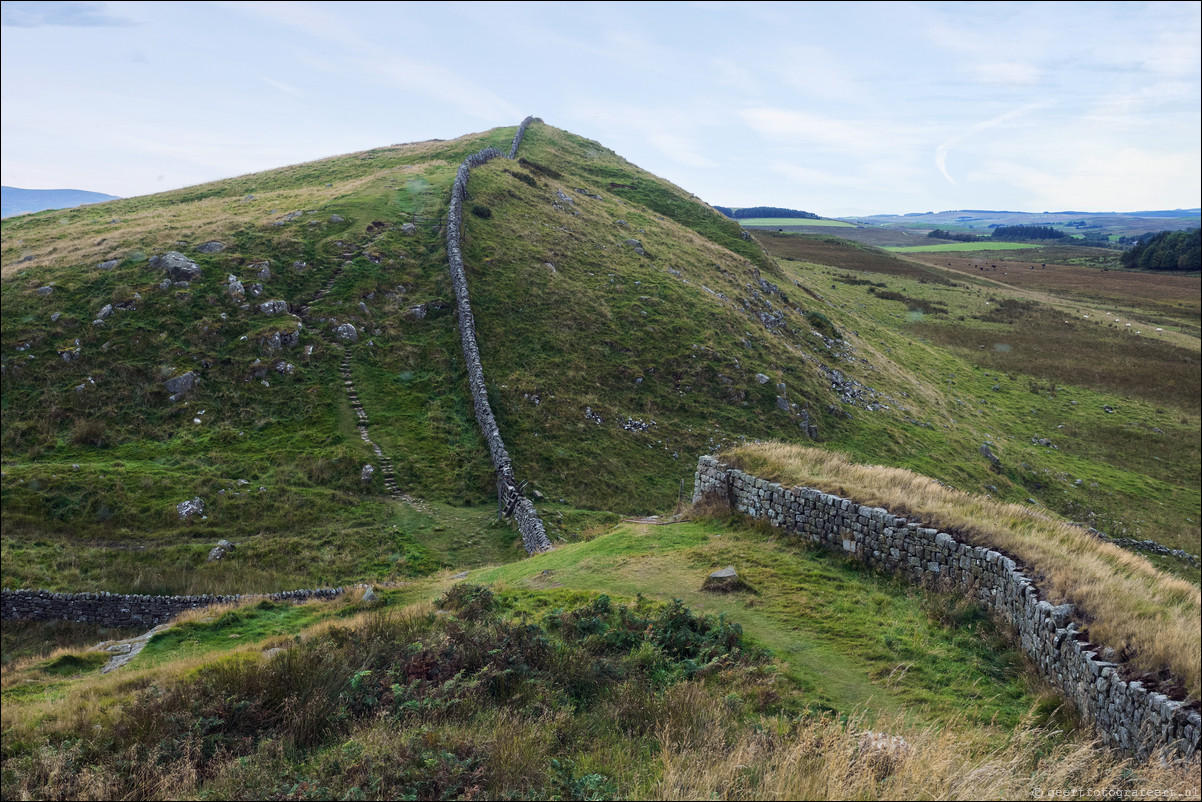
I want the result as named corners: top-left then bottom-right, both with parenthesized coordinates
top-left (886, 241), bottom-right (1043, 253)
top-left (738, 218), bottom-right (854, 227)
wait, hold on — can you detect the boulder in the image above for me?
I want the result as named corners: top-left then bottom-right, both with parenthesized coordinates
top-left (258, 299), bottom-right (288, 315)
top-left (401, 222), bottom-right (417, 235)
top-left (176, 497), bottom-right (205, 520)
top-left (163, 370), bottom-right (198, 395)
top-left (330, 214), bottom-right (345, 223)
top-left (36, 285), bottom-right (54, 295)
top-left (255, 262), bottom-right (271, 280)
top-left (702, 565), bottom-right (752, 593)
top-left (361, 464), bottom-right (375, 483)
top-left (97, 304), bottom-right (113, 320)
top-left (97, 259), bottom-right (120, 271)
top-left (207, 546), bottom-right (227, 562)
top-left (260, 330), bottom-right (299, 351)
top-left (624, 238), bottom-right (645, 256)
top-left (980, 443), bottom-right (1001, 467)
top-left (361, 586), bottom-right (378, 602)
top-left (195, 241), bottom-right (225, 253)
top-left (335, 323), bottom-right (358, 342)
top-left (755, 373), bottom-right (770, 384)
top-left (227, 275), bottom-right (244, 298)
top-left (152, 251), bottom-right (202, 282)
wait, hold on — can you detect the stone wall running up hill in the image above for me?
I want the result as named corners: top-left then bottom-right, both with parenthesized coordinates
top-left (445, 117), bottom-right (551, 554)
top-left (1, 586), bottom-right (350, 629)
top-left (693, 455), bottom-right (1199, 760)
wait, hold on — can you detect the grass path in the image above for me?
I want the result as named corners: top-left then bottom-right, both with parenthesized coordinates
top-left (471, 520), bottom-right (1035, 728)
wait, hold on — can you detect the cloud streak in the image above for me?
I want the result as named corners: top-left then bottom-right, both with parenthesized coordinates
top-left (1, 1), bottom-right (135, 27)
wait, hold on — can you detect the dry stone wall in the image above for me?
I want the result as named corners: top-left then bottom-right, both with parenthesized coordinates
top-left (2, 586), bottom-right (348, 629)
top-left (446, 117), bottom-right (551, 554)
top-left (693, 455), bottom-right (1200, 760)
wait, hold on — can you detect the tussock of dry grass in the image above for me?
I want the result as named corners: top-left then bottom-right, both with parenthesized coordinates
top-left (724, 443), bottom-right (1202, 697)
top-left (652, 706), bottom-right (1199, 801)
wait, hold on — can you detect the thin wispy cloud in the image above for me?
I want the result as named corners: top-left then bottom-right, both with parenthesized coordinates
top-left (1, 1), bottom-right (134, 28)
top-left (935, 103), bottom-right (1049, 185)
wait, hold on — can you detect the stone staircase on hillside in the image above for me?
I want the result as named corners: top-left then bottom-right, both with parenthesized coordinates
top-left (340, 352), bottom-right (404, 501)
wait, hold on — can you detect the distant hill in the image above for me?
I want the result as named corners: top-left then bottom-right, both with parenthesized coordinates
top-left (1, 186), bottom-right (121, 218)
top-left (714, 205), bottom-right (820, 220)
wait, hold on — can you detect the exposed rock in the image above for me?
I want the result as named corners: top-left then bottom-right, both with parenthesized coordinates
top-left (361, 464), bottom-right (375, 483)
top-left (176, 497), bottom-right (205, 520)
top-left (50, 312), bottom-right (62, 322)
top-left (330, 214), bottom-right (345, 223)
top-left (980, 443), bottom-right (1001, 467)
top-left (334, 323), bottom-right (358, 342)
top-left (36, 285), bottom-right (54, 295)
top-left (702, 565), bottom-right (752, 593)
top-left (260, 330), bottom-right (299, 351)
top-left (152, 251), bottom-right (202, 282)
top-left (195, 241), bottom-right (225, 253)
top-left (249, 283), bottom-right (264, 297)
top-left (163, 371), bottom-right (198, 395)
top-left (361, 586), bottom-right (378, 602)
top-left (255, 262), bottom-right (271, 280)
top-left (755, 373), bottom-right (770, 384)
top-left (217, 539), bottom-right (235, 552)
top-left (292, 261), bottom-right (307, 272)
top-left (227, 274), bottom-right (244, 298)
top-left (207, 546), bottom-right (227, 561)
top-left (97, 259), bottom-right (120, 271)
top-left (401, 223), bottom-right (417, 236)
top-left (97, 304), bottom-right (113, 320)
top-left (624, 238), bottom-right (645, 256)
top-left (258, 299), bottom-right (288, 315)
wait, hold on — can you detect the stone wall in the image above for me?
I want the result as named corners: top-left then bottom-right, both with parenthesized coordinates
top-left (445, 117), bottom-right (552, 554)
top-left (693, 455), bottom-right (1200, 760)
top-left (2, 586), bottom-right (349, 629)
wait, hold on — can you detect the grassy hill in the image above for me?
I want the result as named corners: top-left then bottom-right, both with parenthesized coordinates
top-left (2, 121), bottom-right (1199, 798)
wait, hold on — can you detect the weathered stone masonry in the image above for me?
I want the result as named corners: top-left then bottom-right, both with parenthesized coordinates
top-left (2, 586), bottom-right (348, 629)
top-left (446, 117), bottom-right (552, 554)
top-left (694, 455), bottom-right (1200, 760)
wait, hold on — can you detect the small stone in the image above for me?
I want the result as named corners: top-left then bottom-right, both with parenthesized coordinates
top-left (755, 373), bottom-right (770, 384)
top-left (195, 241), bottom-right (225, 253)
top-left (330, 214), bottom-right (345, 223)
top-left (97, 259), bottom-right (120, 271)
top-left (401, 223), bottom-right (417, 235)
top-left (177, 497), bottom-right (205, 520)
top-left (163, 371), bottom-right (198, 395)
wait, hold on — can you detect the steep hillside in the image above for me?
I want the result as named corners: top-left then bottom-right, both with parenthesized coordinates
top-left (2, 120), bottom-right (1198, 599)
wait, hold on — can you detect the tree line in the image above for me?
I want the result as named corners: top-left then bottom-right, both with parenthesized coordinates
top-left (1120, 228), bottom-right (1201, 271)
top-left (715, 205), bottom-right (820, 219)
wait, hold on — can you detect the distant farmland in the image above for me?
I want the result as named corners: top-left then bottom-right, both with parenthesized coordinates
top-left (739, 217), bottom-right (854, 227)
top-left (887, 241), bottom-right (1043, 253)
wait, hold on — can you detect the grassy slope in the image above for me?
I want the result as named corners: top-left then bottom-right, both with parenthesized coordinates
top-left (753, 233), bottom-right (1200, 563)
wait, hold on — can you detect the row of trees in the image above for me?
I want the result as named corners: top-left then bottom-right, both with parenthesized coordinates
top-left (927, 229), bottom-right (985, 242)
top-left (1120, 228), bottom-right (1201, 271)
top-left (989, 225), bottom-right (1066, 240)
top-left (714, 205), bottom-right (819, 219)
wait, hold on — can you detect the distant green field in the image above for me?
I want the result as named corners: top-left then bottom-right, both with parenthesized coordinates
top-left (739, 217), bottom-right (854, 227)
top-left (886, 241), bottom-right (1043, 253)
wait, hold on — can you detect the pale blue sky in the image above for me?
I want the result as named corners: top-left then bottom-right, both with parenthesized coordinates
top-left (2, 0), bottom-right (1199, 215)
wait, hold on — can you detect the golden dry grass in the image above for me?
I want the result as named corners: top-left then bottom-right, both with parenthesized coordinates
top-left (651, 702), bottom-right (1200, 800)
top-left (723, 442), bottom-right (1202, 697)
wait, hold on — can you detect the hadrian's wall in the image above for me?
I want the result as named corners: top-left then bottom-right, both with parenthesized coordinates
top-left (1, 586), bottom-right (349, 629)
top-left (445, 117), bottom-right (551, 554)
top-left (693, 455), bottom-right (1200, 761)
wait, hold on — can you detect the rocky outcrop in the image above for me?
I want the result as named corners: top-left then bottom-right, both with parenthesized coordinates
top-left (693, 455), bottom-right (1199, 760)
top-left (445, 117), bottom-right (551, 554)
top-left (151, 251), bottom-right (202, 282)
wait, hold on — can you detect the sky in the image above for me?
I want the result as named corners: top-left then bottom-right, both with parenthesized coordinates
top-left (2, 1), bottom-right (1199, 217)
